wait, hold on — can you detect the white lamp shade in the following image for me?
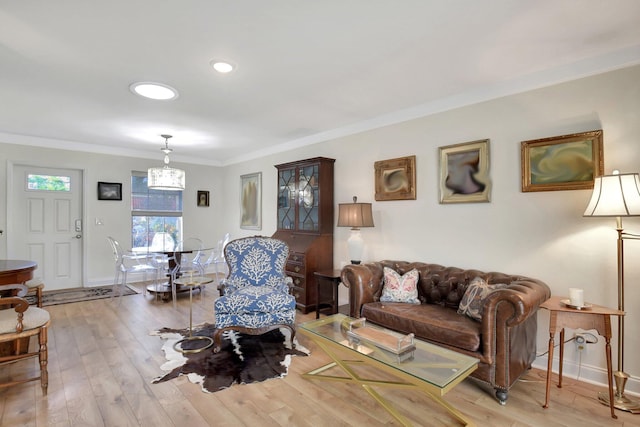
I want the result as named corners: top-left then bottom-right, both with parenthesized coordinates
top-left (148, 166), bottom-right (186, 191)
top-left (337, 202), bottom-right (374, 229)
top-left (583, 173), bottom-right (640, 217)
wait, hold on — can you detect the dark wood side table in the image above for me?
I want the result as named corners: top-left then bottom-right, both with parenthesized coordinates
top-left (313, 269), bottom-right (342, 319)
top-left (541, 295), bottom-right (625, 419)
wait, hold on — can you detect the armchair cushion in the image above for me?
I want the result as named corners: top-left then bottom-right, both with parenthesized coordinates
top-left (214, 286), bottom-right (296, 329)
top-left (0, 305), bottom-right (50, 333)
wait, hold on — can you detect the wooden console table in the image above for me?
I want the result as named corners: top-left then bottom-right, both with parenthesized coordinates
top-left (541, 295), bottom-right (624, 419)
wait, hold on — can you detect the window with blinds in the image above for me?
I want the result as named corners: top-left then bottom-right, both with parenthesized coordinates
top-left (131, 171), bottom-right (183, 252)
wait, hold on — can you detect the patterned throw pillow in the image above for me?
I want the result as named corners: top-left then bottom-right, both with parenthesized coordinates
top-left (380, 267), bottom-right (420, 304)
top-left (457, 277), bottom-right (507, 321)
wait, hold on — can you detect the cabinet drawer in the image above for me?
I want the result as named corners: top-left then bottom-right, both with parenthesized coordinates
top-left (286, 262), bottom-right (306, 275)
top-left (292, 286), bottom-right (306, 303)
top-left (289, 275), bottom-right (305, 288)
top-left (289, 252), bottom-right (306, 263)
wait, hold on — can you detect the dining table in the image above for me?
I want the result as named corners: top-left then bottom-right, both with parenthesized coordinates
top-left (147, 244), bottom-right (215, 301)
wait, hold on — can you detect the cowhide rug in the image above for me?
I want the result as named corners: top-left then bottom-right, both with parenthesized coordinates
top-left (151, 323), bottom-right (309, 393)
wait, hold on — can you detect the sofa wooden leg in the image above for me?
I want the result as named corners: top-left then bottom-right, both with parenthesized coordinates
top-left (495, 389), bottom-right (508, 405)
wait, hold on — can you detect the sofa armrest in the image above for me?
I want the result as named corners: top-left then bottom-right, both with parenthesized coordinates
top-left (480, 277), bottom-right (551, 361)
top-left (341, 263), bottom-right (385, 318)
top-left (483, 278), bottom-right (550, 326)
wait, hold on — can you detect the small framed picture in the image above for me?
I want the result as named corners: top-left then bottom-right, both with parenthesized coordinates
top-left (374, 155), bottom-right (417, 201)
top-left (439, 139), bottom-right (491, 204)
top-left (240, 172), bottom-right (262, 230)
top-left (521, 130), bottom-right (604, 192)
top-left (197, 190), bottom-right (210, 207)
top-left (97, 182), bottom-right (122, 201)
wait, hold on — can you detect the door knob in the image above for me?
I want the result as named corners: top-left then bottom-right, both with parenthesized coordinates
top-left (74, 234), bottom-right (82, 239)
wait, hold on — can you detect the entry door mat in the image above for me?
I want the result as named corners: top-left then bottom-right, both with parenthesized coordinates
top-left (26, 285), bottom-right (138, 306)
top-left (151, 324), bottom-right (309, 393)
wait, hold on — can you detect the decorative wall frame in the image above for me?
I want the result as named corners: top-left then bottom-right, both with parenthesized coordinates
top-left (240, 172), bottom-right (262, 230)
top-left (197, 190), bottom-right (210, 207)
top-left (439, 139), bottom-right (491, 204)
top-left (374, 155), bottom-right (416, 201)
top-left (521, 130), bottom-right (603, 192)
top-left (97, 181), bottom-right (122, 201)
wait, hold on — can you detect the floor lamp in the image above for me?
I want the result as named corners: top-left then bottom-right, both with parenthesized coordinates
top-left (583, 171), bottom-right (640, 413)
top-left (337, 196), bottom-right (374, 264)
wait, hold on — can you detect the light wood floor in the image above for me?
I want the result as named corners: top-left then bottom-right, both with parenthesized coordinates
top-left (1, 281), bottom-right (639, 427)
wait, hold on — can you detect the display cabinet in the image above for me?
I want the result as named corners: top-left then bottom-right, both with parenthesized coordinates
top-left (272, 157), bottom-right (334, 313)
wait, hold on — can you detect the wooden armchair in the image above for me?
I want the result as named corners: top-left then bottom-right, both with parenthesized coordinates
top-left (0, 283), bottom-right (50, 395)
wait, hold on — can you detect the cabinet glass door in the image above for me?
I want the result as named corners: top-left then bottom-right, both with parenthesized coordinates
top-left (298, 164), bottom-right (319, 231)
top-left (277, 167), bottom-right (296, 230)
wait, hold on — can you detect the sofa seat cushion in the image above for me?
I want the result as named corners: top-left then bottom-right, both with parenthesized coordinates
top-left (361, 302), bottom-right (482, 353)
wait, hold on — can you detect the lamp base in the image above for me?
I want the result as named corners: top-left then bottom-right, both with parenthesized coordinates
top-left (598, 391), bottom-right (640, 413)
top-left (598, 371), bottom-right (640, 413)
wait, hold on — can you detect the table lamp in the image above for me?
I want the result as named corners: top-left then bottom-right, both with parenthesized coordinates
top-left (337, 196), bottom-right (374, 264)
top-left (583, 170), bottom-right (640, 412)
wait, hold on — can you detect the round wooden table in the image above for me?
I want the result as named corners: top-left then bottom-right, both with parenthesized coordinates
top-left (0, 260), bottom-right (38, 356)
top-left (0, 259), bottom-right (37, 285)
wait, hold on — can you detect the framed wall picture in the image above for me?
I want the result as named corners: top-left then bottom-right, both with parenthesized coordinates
top-left (521, 130), bottom-right (603, 192)
top-left (97, 181), bottom-right (122, 201)
top-left (374, 155), bottom-right (416, 201)
top-left (197, 190), bottom-right (210, 207)
top-left (439, 139), bottom-right (491, 204)
top-left (240, 172), bottom-right (262, 230)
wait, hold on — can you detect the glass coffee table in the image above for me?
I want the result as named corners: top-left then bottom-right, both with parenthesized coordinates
top-left (299, 314), bottom-right (478, 426)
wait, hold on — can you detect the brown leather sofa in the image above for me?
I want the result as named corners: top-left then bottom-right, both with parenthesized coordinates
top-left (341, 260), bottom-right (551, 405)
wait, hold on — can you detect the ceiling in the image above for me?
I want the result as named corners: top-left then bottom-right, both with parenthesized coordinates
top-left (1, 1), bottom-right (639, 166)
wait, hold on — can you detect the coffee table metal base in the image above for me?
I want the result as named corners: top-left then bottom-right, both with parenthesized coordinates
top-left (301, 332), bottom-right (476, 427)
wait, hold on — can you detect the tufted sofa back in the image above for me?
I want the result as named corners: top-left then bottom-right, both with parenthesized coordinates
top-left (374, 261), bottom-right (532, 310)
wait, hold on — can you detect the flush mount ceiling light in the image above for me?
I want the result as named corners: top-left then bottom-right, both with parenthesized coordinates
top-left (210, 60), bottom-right (236, 74)
top-left (147, 134), bottom-right (185, 191)
top-left (130, 82), bottom-right (179, 100)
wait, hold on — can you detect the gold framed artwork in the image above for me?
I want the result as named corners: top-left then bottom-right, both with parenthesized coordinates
top-left (197, 190), bottom-right (209, 207)
top-left (374, 155), bottom-right (416, 201)
top-left (439, 139), bottom-right (491, 204)
top-left (240, 172), bottom-right (262, 230)
top-left (521, 130), bottom-right (603, 192)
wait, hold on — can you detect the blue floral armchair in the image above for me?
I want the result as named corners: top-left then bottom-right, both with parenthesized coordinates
top-left (213, 236), bottom-right (296, 351)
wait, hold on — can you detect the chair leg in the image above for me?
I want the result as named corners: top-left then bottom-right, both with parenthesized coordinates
top-left (171, 272), bottom-right (177, 308)
top-left (212, 324), bottom-right (296, 353)
top-left (112, 272), bottom-right (127, 303)
top-left (39, 326), bottom-right (48, 395)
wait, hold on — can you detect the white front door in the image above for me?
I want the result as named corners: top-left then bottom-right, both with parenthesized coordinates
top-left (9, 165), bottom-right (84, 290)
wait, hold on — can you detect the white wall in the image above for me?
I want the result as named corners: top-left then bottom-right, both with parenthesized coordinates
top-left (0, 145), bottom-right (224, 284)
top-left (1, 64), bottom-right (639, 395)
top-left (218, 65), bottom-right (640, 394)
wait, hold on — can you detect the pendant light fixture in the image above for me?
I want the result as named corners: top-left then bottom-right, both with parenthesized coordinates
top-left (147, 134), bottom-right (185, 191)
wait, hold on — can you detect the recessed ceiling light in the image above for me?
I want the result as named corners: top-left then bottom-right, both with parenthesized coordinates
top-left (129, 82), bottom-right (179, 100)
top-left (210, 60), bottom-right (235, 74)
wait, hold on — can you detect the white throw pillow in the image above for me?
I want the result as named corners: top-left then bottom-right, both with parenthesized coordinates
top-left (380, 267), bottom-right (420, 304)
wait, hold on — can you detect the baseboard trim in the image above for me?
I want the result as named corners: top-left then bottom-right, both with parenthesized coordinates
top-left (533, 355), bottom-right (640, 397)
